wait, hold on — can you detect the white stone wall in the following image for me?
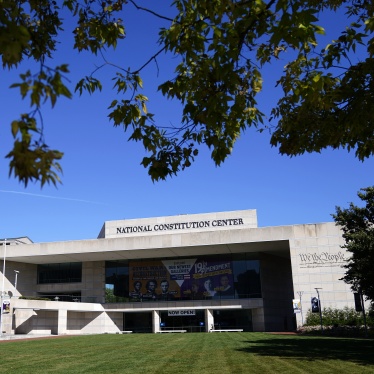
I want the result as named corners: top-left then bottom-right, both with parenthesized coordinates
top-left (11, 299), bottom-right (120, 335)
top-left (1, 260), bottom-right (37, 298)
top-left (14, 309), bottom-right (58, 335)
top-left (67, 311), bottom-right (122, 334)
top-left (289, 222), bottom-right (357, 326)
top-left (102, 210), bottom-right (258, 238)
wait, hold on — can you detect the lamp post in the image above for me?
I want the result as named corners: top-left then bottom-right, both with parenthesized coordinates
top-left (14, 270), bottom-right (19, 292)
top-left (297, 291), bottom-right (304, 326)
top-left (315, 288), bottom-right (323, 334)
top-left (0, 239), bottom-right (7, 337)
top-left (357, 291), bottom-right (368, 338)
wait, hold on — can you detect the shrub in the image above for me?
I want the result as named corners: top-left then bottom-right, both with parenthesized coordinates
top-left (305, 306), bottom-right (374, 327)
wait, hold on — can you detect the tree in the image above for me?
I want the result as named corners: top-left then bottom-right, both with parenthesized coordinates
top-left (1, 0), bottom-right (373, 186)
top-left (332, 187), bottom-right (374, 304)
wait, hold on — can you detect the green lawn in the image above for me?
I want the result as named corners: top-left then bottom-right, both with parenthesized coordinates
top-left (0, 333), bottom-right (373, 373)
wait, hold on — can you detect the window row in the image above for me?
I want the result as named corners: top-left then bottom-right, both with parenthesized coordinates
top-left (37, 263), bottom-right (82, 284)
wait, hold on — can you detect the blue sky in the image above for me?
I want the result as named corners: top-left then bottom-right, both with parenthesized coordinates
top-left (1, 2), bottom-right (373, 243)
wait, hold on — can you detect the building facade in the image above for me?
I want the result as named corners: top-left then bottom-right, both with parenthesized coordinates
top-left (0, 210), bottom-right (355, 335)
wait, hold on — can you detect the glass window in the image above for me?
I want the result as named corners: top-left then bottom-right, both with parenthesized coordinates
top-left (105, 254), bottom-right (262, 303)
top-left (37, 262), bottom-right (82, 284)
top-left (105, 261), bottom-right (129, 302)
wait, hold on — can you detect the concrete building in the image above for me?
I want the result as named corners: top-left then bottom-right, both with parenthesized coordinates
top-left (0, 209), bottom-right (354, 335)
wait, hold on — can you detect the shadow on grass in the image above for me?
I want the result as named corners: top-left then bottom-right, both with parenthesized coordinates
top-left (237, 336), bottom-right (374, 367)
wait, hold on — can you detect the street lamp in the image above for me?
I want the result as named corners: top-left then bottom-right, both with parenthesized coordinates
top-left (297, 291), bottom-right (304, 326)
top-left (14, 270), bottom-right (19, 292)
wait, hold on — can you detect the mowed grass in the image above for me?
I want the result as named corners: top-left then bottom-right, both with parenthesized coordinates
top-left (0, 333), bottom-right (373, 374)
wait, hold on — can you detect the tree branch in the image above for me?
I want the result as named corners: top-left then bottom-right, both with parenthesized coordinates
top-left (128, 0), bottom-right (174, 22)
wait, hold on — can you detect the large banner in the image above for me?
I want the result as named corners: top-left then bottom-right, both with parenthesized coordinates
top-left (129, 258), bottom-right (234, 301)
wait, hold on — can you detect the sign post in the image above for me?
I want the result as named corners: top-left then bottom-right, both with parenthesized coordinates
top-left (297, 291), bottom-right (304, 325)
top-left (315, 288), bottom-right (323, 334)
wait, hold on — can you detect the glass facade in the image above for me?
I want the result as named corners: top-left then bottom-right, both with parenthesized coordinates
top-left (213, 309), bottom-right (253, 331)
top-left (37, 262), bottom-right (82, 284)
top-left (105, 260), bottom-right (129, 302)
top-left (159, 310), bottom-right (206, 332)
top-left (105, 253), bottom-right (261, 303)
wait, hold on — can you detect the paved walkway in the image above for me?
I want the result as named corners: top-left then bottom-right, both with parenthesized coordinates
top-left (0, 334), bottom-right (65, 342)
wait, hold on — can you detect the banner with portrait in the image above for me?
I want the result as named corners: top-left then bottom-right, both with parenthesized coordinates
top-left (128, 257), bottom-right (234, 301)
top-left (181, 258), bottom-right (234, 300)
top-left (129, 260), bottom-right (186, 301)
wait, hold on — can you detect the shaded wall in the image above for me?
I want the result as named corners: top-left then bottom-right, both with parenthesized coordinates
top-left (260, 253), bottom-right (295, 331)
top-left (14, 310), bottom-right (58, 334)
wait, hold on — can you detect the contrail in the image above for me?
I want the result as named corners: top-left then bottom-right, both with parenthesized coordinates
top-left (0, 189), bottom-right (109, 206)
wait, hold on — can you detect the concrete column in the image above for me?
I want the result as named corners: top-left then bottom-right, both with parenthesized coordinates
top-left (152, 310), bottom-right (160, 333)
top-left (205, 309), bottom-right (214, 332)
top-left (252, 308), bottom-right (265, 332)
top-left (0, 305), bottom-right (12, 334)
top-left (57, 309), bottom-right (67, 335)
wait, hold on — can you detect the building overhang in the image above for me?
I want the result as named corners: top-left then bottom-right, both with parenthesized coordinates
top-left (3, 237), bottom-right (290, 264)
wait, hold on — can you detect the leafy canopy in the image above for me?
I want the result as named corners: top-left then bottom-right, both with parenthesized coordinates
top-left (1, 0), bottom-right (374, 186)
top-left (332, 187), bottom-right (374, 303)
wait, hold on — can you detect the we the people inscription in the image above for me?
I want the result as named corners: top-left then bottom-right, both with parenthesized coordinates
top-left (298, 251), bottom-right (346, 269)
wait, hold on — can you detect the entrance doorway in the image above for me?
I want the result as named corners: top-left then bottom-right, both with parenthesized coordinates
top-left (160, 310), bottom-right (205, 332)
top-left (124, 312), bottom-right (152, 333)
top-left (213, 309), bottom-right (252, 331)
